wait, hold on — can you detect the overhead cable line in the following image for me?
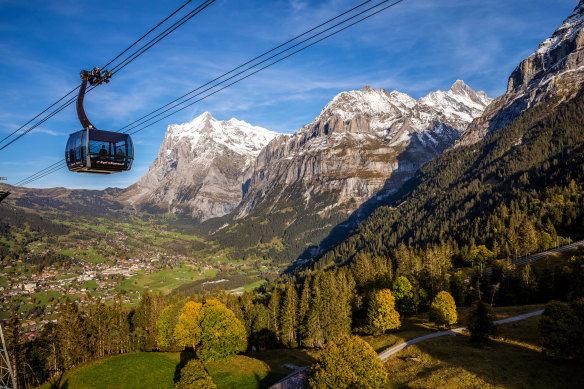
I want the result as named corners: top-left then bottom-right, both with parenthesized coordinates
top-left (109, 0), bottom-right (215, 76)
top-left (124, 0), bottom-right (406, 136)
top-left (100, 0), bottom-right (196, 70)
top-left (1, 0), bottom-right (215, 151)
top-left (115, 0), bottom-right (381, 135)
top-left (0, 85), bottom-right (99, 152)
top-left (16, 0), bottom-right (406, 187)
top-left (0, 85), bottom-right (80, 147)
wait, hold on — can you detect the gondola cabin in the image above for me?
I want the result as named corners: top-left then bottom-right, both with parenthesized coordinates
top-left (66, 128), bottom-right (133, 174)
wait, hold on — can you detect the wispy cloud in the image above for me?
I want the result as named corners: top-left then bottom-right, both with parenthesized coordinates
top-left (31, 128), bottom-right (66, 136)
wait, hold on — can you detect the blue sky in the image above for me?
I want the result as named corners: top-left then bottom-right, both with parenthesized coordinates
top-left (0, 0), bottom-right (577, 189)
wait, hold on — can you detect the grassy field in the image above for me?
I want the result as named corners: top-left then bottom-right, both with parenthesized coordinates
top-left (116, 267), bottom-right (218, 294)
top-left (40, 349), bottom-right (318, 389)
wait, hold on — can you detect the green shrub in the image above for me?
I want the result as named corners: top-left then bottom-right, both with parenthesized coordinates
top-left (539, 300), bottom-right (584, 359)
top-left (468, 301), bottom-right (496, 342)
top-left (175, 359), bottom-right (216, 389)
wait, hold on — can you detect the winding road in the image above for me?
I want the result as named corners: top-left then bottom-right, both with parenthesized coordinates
top-left (378, 241), bottom-right (584, 361)
top-left (378, 309), bottom-right (544, 361)
top-left (510, 240), bottom-right (584, 267)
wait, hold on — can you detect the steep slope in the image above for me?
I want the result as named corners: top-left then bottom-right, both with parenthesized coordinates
top-left (213, 82), bottom-right (491, 264)
top-left (121, 112), bottom-right (278, 221)
top-left (460, 0), bottom-right (584, 145)
top-left (312, 91), bottom-right (584, 271)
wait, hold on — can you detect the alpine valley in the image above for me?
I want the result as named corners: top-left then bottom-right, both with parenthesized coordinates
top-left (123, 80), bottom-right (492, 265)
top-left (4, 1), bottom-right (584, 388)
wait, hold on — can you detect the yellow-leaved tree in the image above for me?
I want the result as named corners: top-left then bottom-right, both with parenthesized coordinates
top-left (197, 299), bottom-right (247, 362)
top-left (366, 289), bottom-right (401, 334)
top-left (173, 301), bottom-right (203, 350)
top-left (429, 291), bottom-right (457, 327)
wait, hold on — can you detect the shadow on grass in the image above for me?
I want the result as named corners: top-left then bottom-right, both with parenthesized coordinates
top-left (402, 333), bottom-right (584, 389)
top-left (256, 371), bottom-right (286, 389)
top-left (47, 372), bottom-right (69, 389)
top-left (173, 349), bottom-right (196, 384)
top-left (251, 348), bottom-right (317, 389)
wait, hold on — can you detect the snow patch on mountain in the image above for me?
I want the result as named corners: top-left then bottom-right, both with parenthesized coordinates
top-left (536, 0), bottom-right (584, 55)
top-left (168, 112), bottom-right (278, 157)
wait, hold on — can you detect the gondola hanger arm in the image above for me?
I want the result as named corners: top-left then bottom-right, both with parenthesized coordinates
top-left (76, 67), bottom-right (112, 129)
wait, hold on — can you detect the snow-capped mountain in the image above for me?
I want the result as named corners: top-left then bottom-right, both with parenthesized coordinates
top-left (211, 81), bottom-right (490, 262)
top-left (121, 112), bottom-right (278, 220)
top-left (236, 81), bottom-right (491, 219)
top-left (315, 81), bottom-right (490, 136)
top-left (460, 0), bottom-right (584, 145)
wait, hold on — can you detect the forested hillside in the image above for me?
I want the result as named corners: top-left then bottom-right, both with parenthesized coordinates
top-left (311, 91), bottom-right (584, 271)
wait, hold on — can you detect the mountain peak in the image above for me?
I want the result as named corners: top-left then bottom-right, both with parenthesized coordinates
top-left (314, 83), bottom-right (490, 134)
top-left (450, 80), bottom-right (471, 94)
top-left (122, 113), bottom-right (278, 221)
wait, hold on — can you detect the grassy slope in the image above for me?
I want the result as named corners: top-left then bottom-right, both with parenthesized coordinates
top-left (383, 308), bottom-right (582, 388)
top-left (41, 350), bottom-right (317, 389)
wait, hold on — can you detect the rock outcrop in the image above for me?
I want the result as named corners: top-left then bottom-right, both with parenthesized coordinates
top-left (460, 0), bottom-right (584, 145)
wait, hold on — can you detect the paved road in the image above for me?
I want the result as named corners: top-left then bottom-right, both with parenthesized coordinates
top-left (474, 240), bottom-right (584, 278)
top-left (511, 240), bottom-right (584, 267)
top-left (271, 309), bottom-right (546, 387)
top-left (378, 309), bottom-right (544, 361)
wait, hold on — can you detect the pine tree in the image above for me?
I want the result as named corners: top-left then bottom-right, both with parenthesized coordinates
top-left (267, 288), bottom-right (281, 343)
top-left (305, 275), bottom-right (325, 348)
top-left (57, 298), bottom-right (89, 369)
top-left (468, 301), bottom-right (496, 342)
top-left (279, 282), bottom-right (298, 347)
top-left (519, 219), bottom-right (538, 257)
top-left (132, 289), bottom-right (165, 351)
top-left (297, 278), bottom-right (311, 346)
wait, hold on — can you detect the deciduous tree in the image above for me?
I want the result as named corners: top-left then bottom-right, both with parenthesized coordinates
top-left (366, 289), bottom-right (400, 334)
top-left (173, 301), bottom-right (203, 350)
top-left (429, 291), bottom-right (457, 327)
top-left (307, 336), bottom-right (387, 389)
top-left (393, 276), bottom-right (414, 316)
top-left (175, 359), bottom-right (216, 389)
top-left (197, 299), bottom-right (247, 362)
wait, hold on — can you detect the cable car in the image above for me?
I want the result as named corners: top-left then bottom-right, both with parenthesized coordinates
top-left (66, 68), bottom-right (133, 174)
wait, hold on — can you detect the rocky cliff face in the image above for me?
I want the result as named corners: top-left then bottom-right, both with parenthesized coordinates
top-left (121, 112), bottom-right (278, 221)
top-left (460, 0), bottom-right (584, 145)
top-left (237, 81), bottom-right (491, 219)
top-left (210, 82), bottom-right (491, 263)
